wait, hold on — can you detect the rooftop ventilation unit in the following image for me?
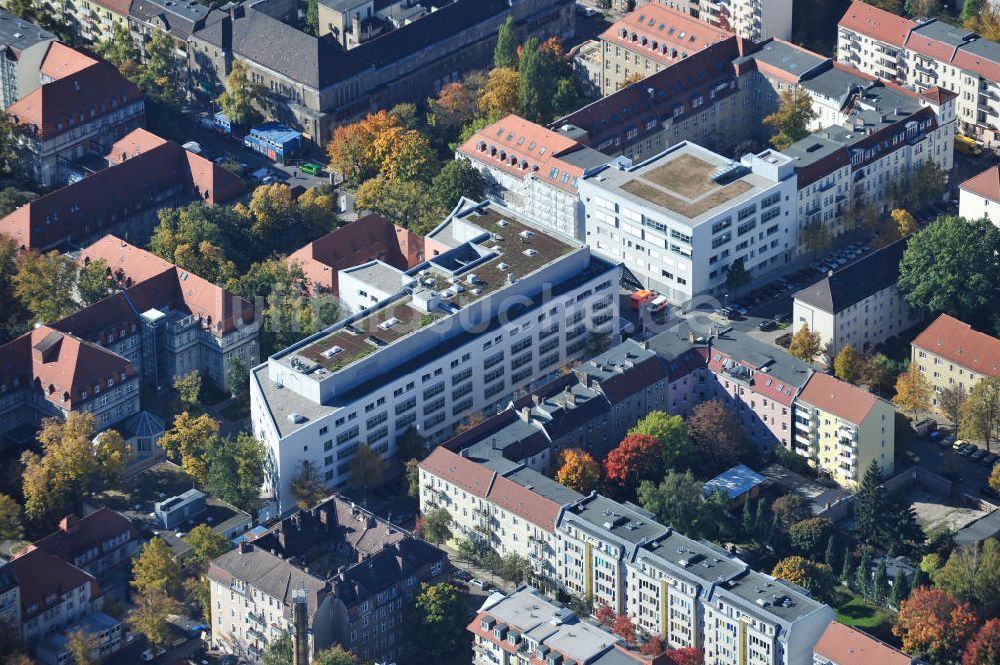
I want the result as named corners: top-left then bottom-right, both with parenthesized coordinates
top-left (497, 262), bottom-right (510, 270)
top-left (378, 317), bottom-right (401, 330)
top-left (320, 346), bottom-right (343, 359)
top-left (523, 249), bottom-right (538, 257)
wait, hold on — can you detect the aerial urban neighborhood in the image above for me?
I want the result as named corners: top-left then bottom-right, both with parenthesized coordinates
top-left (2, 0), bottom-right (1000, 663)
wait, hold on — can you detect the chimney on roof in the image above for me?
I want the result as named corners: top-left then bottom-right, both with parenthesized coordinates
top-left (239, 541), bottom-right (252, 554)
top-left (519, 406), bottom-right (530, 422)
top-left (828, 270), bottom-right (834, 278)
top-left (491, 437), bottom-right (498, 451)
top-left (688, 331), bottom-right (696, 343)
top-left (59, 515), bottom-right (78, 533)
top-left (639, 339), bottom-right (649, 350)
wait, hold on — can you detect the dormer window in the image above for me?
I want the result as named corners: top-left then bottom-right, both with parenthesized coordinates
top-left (81, 391), bottom-right (87, 400)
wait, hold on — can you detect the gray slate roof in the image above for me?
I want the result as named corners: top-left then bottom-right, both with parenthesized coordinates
top-left (793, 238), bottom-right (907, 314)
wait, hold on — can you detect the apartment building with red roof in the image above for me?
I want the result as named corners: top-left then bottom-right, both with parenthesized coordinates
top-left (0, 325), bottom-right (140, 444)
top-left (912, 313), bottom-right (1000, 407)
top-left (838, 0), bottom-right (1000, 143)
top-left (7, 58), bottom-right (144, 186)
top-left (18, 509), bottom-right (140, 582)
top-left (0, 128), bottom-right (244, 252)
top-left (960, 163), bottom-right (1000, 225)
top-left (286, 213), bottom-right (423, 295)
top-left (600, 3), bottom-right (731, 94)
top-left (796, 371), bottom-right (894, 487)
top-left (457, 114), bottom-right (614, 241)
top-left (813, 621), bottom-right (914, 665)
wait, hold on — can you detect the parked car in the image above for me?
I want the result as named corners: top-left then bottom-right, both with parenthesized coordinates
top-left (958, 443), bottom-right (975, 456)
top-left (904, 450), bottom-right (920, 464)
top-left (982, 452), bottom-right (999, 466)
top-left (970, 447), bottom-right (987, 461)
top-left (758, 319), bottom-right (777, 332)
top-left (954, 438), bottom-right (971, 450)
top-left (911, 418), bottom-right (937, 437)
top-left (141, 647), bottom-right (166, 662)
top-left (470, 578), bottom-right (490, 590)
top-left (454, 569), bottom-right (472, 582)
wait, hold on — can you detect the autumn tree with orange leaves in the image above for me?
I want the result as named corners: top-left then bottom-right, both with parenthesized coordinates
top-left (603, 434), bottom-right (663, 497)
top-left (894, 587), bottom-right (979, 664)
top-left (554, 448), bottom-right (601, 494)
top-left (326, 111), bottom-right (432, 186)
top-left (612, 614), bottom-right (636, 643)
top-left (595, 601), bottom-right (614, 626)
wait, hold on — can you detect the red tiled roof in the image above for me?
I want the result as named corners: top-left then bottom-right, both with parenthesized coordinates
top-left (7, 61), bottom-right (140, 139)
top-left (39, 42), bottom-right (98, 81)
top-left (799, 372), bottom-right (878, 424)
top-left (106, 127), bottom-right (168, 163)
top-left (601, 3), bottom-right (730, 65)
top-left (419, 446), bottom-right (495, 499)
top-left (838, 1), bottom-right (915, 48)
top-left (5, 548), bottom-right (99, 621)
top-left (0, 326), bottom-right (136, 409)
top-left (706, 349), bottom-right (799, 407)
top-left (961, 164), bottom-right (1000, 203)
top-left (0, 130), bottom-right (243, 252)
top-left (80, 235), bottom-right (255, 336)
top-left (814, 622), bottom-right (912, 665)
top-left (92, 0), bottom-right (133, 14)
top-left (459, 115), bottom-right (587, 194)
top-left (912, 314), bottom-right (1000, 378)
top-left (21, 508), bottom-right (136, 566)
top-left (420, 447), bottom-right (562, 531)
top-left (287, 214), bottom-right (423, 295)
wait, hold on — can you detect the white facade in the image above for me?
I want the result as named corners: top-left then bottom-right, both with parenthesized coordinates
top-left (251, 203), bottom-right (621, 512)
top-left (337, 260), bottom-right (416, 314)
top-left (959, 186), bottom-right (996, 222)
top-left (580, 143), bottom-right (797, 305)
top-left (698, 0), bottom-right (793, 41)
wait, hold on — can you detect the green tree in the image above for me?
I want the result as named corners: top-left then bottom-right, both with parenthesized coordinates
top-left (406, 458), bottom-right (421, 498)
top-left (494, 16), bottom-right (518, 69)
top-left (407, 583), bottom-right (470, 663)
top-left (939, 383), bottom-right (967, 430)
top-left (898, 216), bottom-right (1000, 330)
top-left (305, 0), bottom-right (319, 34)
top-left (66, 628), bottom-right (101, 665)
top-left (788, 323), bottom-right (822, 362)
top-left (0, 494), bottom-right (23, 541)
top-left (204, 432), bottom-right (266, 514)
top-left (772, 495), bottom-right (811, 530)
top-left (94, 22), bottom-right (140, 69)
top-left (128, 592), bottom-right (179, 652)
top-left (963, 377), bottom-right (1000, 452)
top-left (498, 553), bottom-right (532, 584)
top-left (421, 507), bottom-right (453, 545)
top-left (13, 250), bottom-right (78, 324)
top-left (963, 0), bottom-right (984, 22)
top-left (872, 558), bottom-right (890, 605)
top-left (132, 537), bottom-right (181, 597)
top-left (226, 358), bottom-right (249, 398)
top-left (824, 534), bottom-right (837, 568)
top-left (855, 546), bottom-right (873, 596)
top-left (840, 546), bottom-right (853, 585)
top-left (687, 400), bottom-right (749, 473)
top-left (935, 538), bottom-right (1000, 617)
top-left (158, 412), bottom-right (221, 485)
top-left (891, 566), bottom-right (911, 606)
top-left (912, 160), bottom-right (948, 204)
top-left (77, 259), bottom-right (111, 306)
top-left (789, 517), bottom-right (833, 555)
top-left (260, 633), bottom-right (293, 665)
top-left (772, 556), bottom-right (835, 601)
top-left (184, 524), bottom-right (231, 569)
top-left (834, 344), bottom-right (863, 384)
top-left (725, 257), bottom-right (751, 295)
top-left (397, 426), bottom-right (427, 463)
top-left (431, 160), bottom-right (487, 211)
top-left (552, 78), bottom-right (581, 118)
top-left (349, 443), bottom-right (385, 493)
top-left (216, 60), bottom-right (263, 126)
top-left (855, 460), bottom-right (886, 545)
top-left (519, 37), bottom-right (554, 122)
top-left (0, 187), bottom-right (31, 217)
top-left (173, 370), bottom-right (202, 410)
top-left (354, 176), bottom-right (441, 235)
top-left (764, 88), bottom-right (817, 150)
top-left (314, 646), bottom-right (359, 665)
top-left (289, 460), bottom-right (327, 510)
top-left (585, 329), bottom-right (612, 356)
top-left (637, 471), bottom-right (724, 540)
top-left (628, 411), bottom-right (693, 470)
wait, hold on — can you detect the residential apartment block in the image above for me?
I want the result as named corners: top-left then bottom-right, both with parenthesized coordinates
top-left (189, 0), bottom-right (573, 145)
top-left (793, 240), bottom-right (919, 358)
top-left (420, 445), bottom-right (580, 592)
top-left (470, 586), bottom-right (662, 665)
top-left (6, 52), bottom-right (144, 186)
top-left (580, 141), bottom-right (797, 304)
top-left (251, 201), bottom-right (620, 512)
top-left (458, 114), bottom-right (617, 242)
top-left (837, 0), bottom-right (1000, 143)
top-left (0, 9), bottom-right (55, 108)
top-left (209, 494), bottom-right (447, 663)
top-left (0, 128), bottom-right (244, 252)
top-left (287, 213), bottom-right (424, 296)
top-left (19, 509), bottom-right (139, 582)
top-left (795, 371), bottom-right (895, 486)
top-left (599, 4), bottom-right (731, 94)
top-left (959, 164), bottom-right (1000, 225)
top-left (696, 0), bottom-right (792, 42)
top-left (0, 325), bottom-right (140, 441)
top-left (911, 314), bottom-right (1000, 404)
top-left (63, 0), bottom-right (133, 45)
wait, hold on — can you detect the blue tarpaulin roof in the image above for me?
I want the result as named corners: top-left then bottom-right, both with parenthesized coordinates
top-left (704, 463), bottom-right (767, 499)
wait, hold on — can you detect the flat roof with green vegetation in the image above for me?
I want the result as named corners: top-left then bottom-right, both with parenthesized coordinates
top-left (297, 207), bottom-right (575, 372)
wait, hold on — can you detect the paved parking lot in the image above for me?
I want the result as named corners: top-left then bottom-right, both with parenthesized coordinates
top-left (908, 487), bottom-right (989, 534)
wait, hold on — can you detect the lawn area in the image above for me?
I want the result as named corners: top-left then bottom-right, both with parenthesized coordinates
top-left (643, 154), bottom-right (718, 197)
top-left (834, 591), bottom-right (898, 645)
top-left (221, 399), bottom-right (250, 421)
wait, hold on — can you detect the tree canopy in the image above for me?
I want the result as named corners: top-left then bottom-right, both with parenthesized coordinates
top-left (764, 88), bottom-right (817, 150)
